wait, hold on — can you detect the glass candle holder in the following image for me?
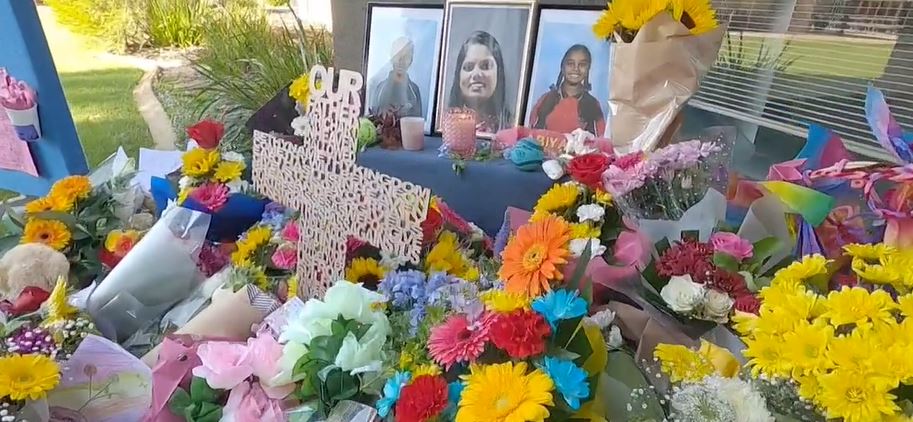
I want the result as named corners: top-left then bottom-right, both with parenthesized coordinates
top-left (442, 109), bottom-right (477, 159)
top-left (399, 117), bottom-right (425, 151)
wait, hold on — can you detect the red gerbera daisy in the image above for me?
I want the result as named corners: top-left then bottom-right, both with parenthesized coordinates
top-left (489, 310), bottom-right (551, 359)
top-left (428, 314), bottom-right (491, 369)
top-left (394, 375), bottom-right (449, 422)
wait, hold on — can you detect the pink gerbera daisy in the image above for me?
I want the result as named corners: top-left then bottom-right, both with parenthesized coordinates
top-left (189, 183), bottom-right (230, 212)
top-left (282, 220), bottom-right (300, 242)
top-left (427, 314), bottom-right (490, 370)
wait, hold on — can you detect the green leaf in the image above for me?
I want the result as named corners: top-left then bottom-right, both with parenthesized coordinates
top-left (567, 330), bottom-right (593, 367)
top-left (196, 402), bottom-right (223, 422)
top-left (712, 252), bottom-right (740, 272)
top-left (309, 335), bottom-right (344, 363)
top-left (292, 356), bottom-right (324, 382)
top-left (640, 259), bottom-right (665, 294)
top-left (190, 376), bottom-right (219, 403)
top-left (167, 387), bottom-right (192, 416)
top-left (322, 367), bottom-right (360, 402)
top-left (747, 237), bottom-right (783, 268)
top-left (654, 237), bottom-right (671, 255)
top-left (602, 351), bottom-right (666, 421)
top-left (30, 211), bottom-right (78, 227)
top-left (567, 241), bottom-right (593, 293)
top-left (553, 316), bottom-right (583, 348)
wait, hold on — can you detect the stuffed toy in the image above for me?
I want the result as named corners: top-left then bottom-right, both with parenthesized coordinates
top-left (0, 243), bottom-right (70, 300)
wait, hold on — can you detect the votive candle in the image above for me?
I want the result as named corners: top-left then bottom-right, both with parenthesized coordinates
top-left (400, 117), bottom-right (425, 151)
top-left (443, 109), bottom-right (477, 159)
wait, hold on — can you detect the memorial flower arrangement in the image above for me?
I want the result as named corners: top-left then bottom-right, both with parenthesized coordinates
top-left (177, 120), bottom-right (250, 212)
top-left (227, 202), bottom-right (300, 298)
top-left (593, 0), bottom-right (719, 41)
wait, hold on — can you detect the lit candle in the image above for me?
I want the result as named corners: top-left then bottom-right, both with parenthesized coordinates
top-left (443, 109), bottom-right (477, 159)
top-left (400, 117), bottom-right (425, 151)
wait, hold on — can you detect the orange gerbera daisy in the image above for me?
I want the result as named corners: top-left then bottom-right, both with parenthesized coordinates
top-left (499, 215), bottom-right (571, 297)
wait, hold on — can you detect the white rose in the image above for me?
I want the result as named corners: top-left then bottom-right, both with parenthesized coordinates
top-left (222, 151), bottom-right (246, 163)
top-left (178, 176), bottom-right (193, 191)
top-left (702, 289), bottom-right (734, 323)
top-left (542, 159), bottom-right (565, 180)
top-left (569, 238), bottom-right (606, 258)
top-left (576, 204), bottom-right (605, 223)
top-left (607, 325), bottom-right (624, 348)
top-left (660, 275), bottom-right (705, 313)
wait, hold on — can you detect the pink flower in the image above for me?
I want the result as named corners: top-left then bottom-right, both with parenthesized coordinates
top-left (247, 334), bottom-right (296, 399)
top-left (709, 232), bottom-right (753, 261)
top-left (427, 314), bottom-right (491, 370)
top-left (189, 183), bottom-right (230, 212)
top-left (281, 221), bottom-right (300, 242)
top-left (222, 381), bottom-right (286, 422)
top-left (271, 244), bottom-right (298, 270)
top-left (191, 341), bottom-right (253, 390)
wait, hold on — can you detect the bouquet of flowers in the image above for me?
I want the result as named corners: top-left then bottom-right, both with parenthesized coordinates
top-left (602, 139), bottom-right (728, 220)
top-left (539, 129), bottom-right (615, 181)
top-left (593, 0), bottom-right (724, 153)
top-left (226, 202), bottom-right (300, 300)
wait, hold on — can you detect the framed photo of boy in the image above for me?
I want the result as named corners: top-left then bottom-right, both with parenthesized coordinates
top-left (437, 0), bottom-right (537, 136)
top-left (525, 6), bottom-right (613, 137)
top-left (364, 3), bottom-right (445, 134)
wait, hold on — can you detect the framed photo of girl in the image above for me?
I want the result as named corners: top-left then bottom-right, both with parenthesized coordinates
top-left (525, 6), bottom-right (613, 137)
top-left (363, 3), bottom-right (445, 134)
top-left (437, 0), bottom-right (537, 136)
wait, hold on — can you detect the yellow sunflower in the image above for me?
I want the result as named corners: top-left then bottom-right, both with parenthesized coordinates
top-left (21, 219), bottom-right (71, 251)
top-left (670, 0), bottom-right (719, 35)
top-left (24, 196), bottom-right (72, 214)
top-left (0, 354), bottom-right (61, 401)
top-left (533, 183), bottom-right (579, 216)
top-left (244, 226), bottom-right (273, 248)
top-left (182, 148), bottom-right (221, 178)
top-left (593, 7), bottom-right (619, 40)
top-left (456, 362), bottom-right (554, 422)
top-left (289, 74), bottom-right (311, 105)
top-left (425, 231), bottom-right (475, 280)
top-left (212, 161), bottom-right (245, 183)
top-left (346, 257), bottom-right (386, 288)
top-left (604, 0), bottom-right (669, 33)
top-left (49, 175), bottom-right (92, 203)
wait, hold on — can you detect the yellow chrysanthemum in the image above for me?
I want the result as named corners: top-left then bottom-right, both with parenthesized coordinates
top-left (817, 368), bottom-right (900, 422)
top-left (826, 330), bottom-right (886, 375)
top-left (286, 275), bottom-right (299, 299)
top-left (533, 184), bottom-right (579, 216)
top-left (21, 219), bottom-right (71, 251)
top-left (852, 259), bottom-right (901, 286)
top-left (773, 254), bottom-right (829, 288)
top-left (289, 74), bottom-right (311, 105)
top-left (413, 364), bottom-right (442, 378)
top-left (42, 276), bottom-right (78, 327)
top-left (569, 222), bottom-right (601, 240)
top-left (24, 196), bottom-right (71, 214)
top-left (744, 333), bottom-right (793, 378)
top-left (244, 226), bottom-right (273, 248)
top-left (481, 290), bottom-right (531, 313)
top-left (730, 311), bottom-right (758, 336)
top-left (346, 257), bottom-right (386, 288)
top-left (212, 161), bottom-right (245, 183)
top-left (0, 354), bottom-right (61, 401)
top-left (782, 321), bottom-right (833, 377)
top-left (897, 294), bottom-right (913, 318)
top-left (844, 243), bottom-right (895, 262)
top-left (653, 343), bottom-right (715, 383)
top-left (182, 148), bottom-right (221, 178)
top-left (456, 362), bottom-right (554, 422)
top-left (795, 373), bottom-right (822, 403)
top-left (594, 190), bottom-right (613, 205)
top-left (49, 175), bottom-right (92, 203)
top-left (670, 0), bottom-right (719, 35)
top-left (425, 231), bottom-right (475, 281)
top-left (821, 287), bottom-right (896, 329)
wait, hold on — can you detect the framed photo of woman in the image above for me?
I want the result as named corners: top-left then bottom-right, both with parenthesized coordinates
top-left (364, 3), bottom-right (445, 134)
top-left (525, 6), bottom-right (613, 137)
top-left (437, 0), bottom-right (536, 136)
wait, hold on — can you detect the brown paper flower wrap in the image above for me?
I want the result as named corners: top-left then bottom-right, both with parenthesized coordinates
top-left (609, 13), bottom-right (724, 153)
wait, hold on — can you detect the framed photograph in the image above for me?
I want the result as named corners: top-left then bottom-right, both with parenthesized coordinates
top-left (364, 3), bottom-right (445, 134)
top-left (437, 0), bottom-right (537, 136)
top-left (525, 6), bottom-right (613, 137)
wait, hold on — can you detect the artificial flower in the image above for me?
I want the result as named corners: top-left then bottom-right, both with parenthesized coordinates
top-left (221, 380), bottom-right (286, 422)
top-left (569, 238), bottom-right (606, 258)
top-left (531, 289), bottom-right (588, 330)
top-left (566, 153), bottom-right (610, 189)
top-left (104, 229), bottom-right (140, 256)
top-left (186, 119), bottom-right (225, 150)
top-left (821, 286), bottom-right (895, 328)
top-left (489, 310), bottom-right (551, 359)
top-left (346, 257), bottom-right (387, 289)
top-left (0, 354), bottom-right (61, 401)
top-left (270, 244), bottom-right (298, 270)
top-left (212, 160), bottom-right (245, 183)
top-left (188, 182), bottom-right (230, 212)
top-left (49, 175), bottom-right (92, 203)
top-left (395, 375), bottom-right (449, 422)
top-left (817, 368), bottom-right (899, 422)
top-left (21, 219), bottom-right (71, 251)
top-left (481, 290), bottom-right (531, 313)
top-left (575, 203), bottom-right (605, 222)
top-left (428, 314), bottom-right (490, 370)
top-left (533, 183), bottom-right (579, 216)
top-left (670, 0), bottom-right (719, 35)
top-left (499, 215), bottom-right (571, 297)
top-left (192, 341), bottom-right (253, 390)
top-left (456, 362), bottom-right (554, 422)
top-left (540, 357), bottom-right (590, 410)
top-left (24, 196), bottom-right (70, 214)
top-left (709, 232), bottom-right (753, 261)
top-left (654, 343), bottom-right (714, 383)
top-left (378, 371), bottom-right (412, 418)
top-left (182, 148), bottom-right (220, 178)
top-left (660, 274), bottom-right (706, 313)
top-left (247, 334), bottom-right (296, 399)
top-left (289, 73), bottom-right (311, 105)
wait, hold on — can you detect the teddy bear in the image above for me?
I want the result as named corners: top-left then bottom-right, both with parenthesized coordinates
top-left (0, 243), bottom-right (70, 301)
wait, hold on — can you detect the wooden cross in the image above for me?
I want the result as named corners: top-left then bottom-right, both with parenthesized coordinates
top-left (253, 65), bottom-right (430, 298)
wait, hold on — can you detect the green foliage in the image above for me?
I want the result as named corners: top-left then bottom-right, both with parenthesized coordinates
top-left (291, 316), bottom-right (368, 415)
top-left (189, 6), bottom-right (333, 152)
top-left (168, 377), bottom-right (223, 422)
top-left (45, 0), bottom-right (140, 50)
top-left (717, 31), bottom-right (797, 74)
top-left (141, 0), bottom-right (211, 48)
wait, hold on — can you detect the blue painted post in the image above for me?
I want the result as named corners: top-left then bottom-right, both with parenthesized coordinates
top-left (0, 0), bottom-right (87, 197)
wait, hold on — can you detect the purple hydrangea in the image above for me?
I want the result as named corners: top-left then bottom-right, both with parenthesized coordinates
top-left (379, 270), bottom-right (428, 309)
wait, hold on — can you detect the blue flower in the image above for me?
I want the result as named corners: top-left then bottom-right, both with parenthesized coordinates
top-left (448, 380), bottom-right (464, 404)
top-left (541, 357), bottom-right (590, 410)
top-left (376, 371), bottom-right (411, 417)
top-left (378, 270), bottom-right (427, 308)
top-left (531, 289), bottom-right (588, 330)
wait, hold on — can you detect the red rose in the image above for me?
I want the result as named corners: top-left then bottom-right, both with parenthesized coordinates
top-left (1, 287), bottom-right (51, 317)
top-left (489, 310), bottom-right (551, 359)
top-left (421, 207), bottom-right (443, 245)
top-left (567, 153), bottom-right (610, 189)
top-left (733, 295), bottom-right (760, 314)
top-left (394, 375), bottom-right (449, 422)
top-left (186, 120), bottom-right (225, 150)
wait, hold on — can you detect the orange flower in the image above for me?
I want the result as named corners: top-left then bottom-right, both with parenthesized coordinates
top-left (104, 230), bottom-right (141, 256)
top-left (49, 176), bottom-right (92, 203)
top-left (499, 215), bottom-right (571, 297)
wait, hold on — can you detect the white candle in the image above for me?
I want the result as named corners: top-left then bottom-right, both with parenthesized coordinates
top-left (400, 117), bottom-right (425, 151)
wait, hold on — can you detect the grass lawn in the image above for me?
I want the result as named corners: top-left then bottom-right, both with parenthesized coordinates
top-left (724, 34), bottom-right (894, 79)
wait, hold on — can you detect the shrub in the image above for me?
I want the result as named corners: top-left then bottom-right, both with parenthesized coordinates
top-left (141, 0), bottom-right (211, 48)
top-left (45, 0), bottom-right (140, 50)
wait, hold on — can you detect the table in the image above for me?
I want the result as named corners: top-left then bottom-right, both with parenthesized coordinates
top-left (357, 137), bottom-right (556, 236)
